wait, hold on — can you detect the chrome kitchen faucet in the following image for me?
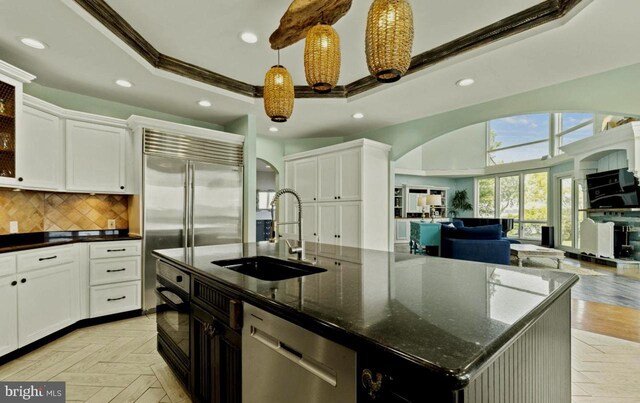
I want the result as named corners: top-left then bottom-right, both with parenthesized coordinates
top-left (270, 188), bottom-right (306, 261)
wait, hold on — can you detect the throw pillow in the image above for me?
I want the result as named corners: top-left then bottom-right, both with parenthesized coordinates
top-left (457, 224), bottom-right (502, 240)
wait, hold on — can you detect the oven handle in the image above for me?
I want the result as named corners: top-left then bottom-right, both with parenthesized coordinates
top-left (155, 287), bottom-right (189, 313)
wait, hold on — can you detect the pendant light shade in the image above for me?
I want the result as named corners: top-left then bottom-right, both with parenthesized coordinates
top-left (304, 24), bottom-right (341, 94)
top-left (365, 0), bottom-right (414, 83)
top-left (264, 62), bottom-right (294, 122)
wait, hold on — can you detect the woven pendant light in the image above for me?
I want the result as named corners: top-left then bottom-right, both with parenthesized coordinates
top-left (304, 24), bottom-right (341, 94)
top-left (365, 0), bottom-right (414, 83)
top-left (264, 51), bottom-right (294, 122)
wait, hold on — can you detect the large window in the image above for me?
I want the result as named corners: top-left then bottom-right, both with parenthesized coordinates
top-left (476, 171), bottom-right (548, 240)
top-left (487, 112), bottom-right (595, 165)
top-left (488, 114), bottom-right (550, 165)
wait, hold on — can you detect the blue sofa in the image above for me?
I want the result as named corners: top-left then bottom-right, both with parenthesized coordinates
top-left (440, 221), bottom-right (520, 265)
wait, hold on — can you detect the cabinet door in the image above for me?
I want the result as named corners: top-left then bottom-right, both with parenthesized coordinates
top-left (301, 202), bottom-right (317, 244)
top-left (0, 275), bottom-right (18, 357)
top-left (18, 107), bottom-right (63, 190)
top-left (293, 158), bottom-right (317, 202)
top-left (338, 148), bottom-right (361, 201)
top-left (395, 220), bottom-right (409, 242)
top-left (66, 120), bottom-right (126, 193)
top-left (317, 154), bottom-right (339, 202)
top-left (191, 303), bottom-right (241, 403)
top-left (18, 263), bottom-right (76, 347)
top-left (339, 202), bottom-right (361, 249)
top-left (318, 203), bottom-right (339, 255)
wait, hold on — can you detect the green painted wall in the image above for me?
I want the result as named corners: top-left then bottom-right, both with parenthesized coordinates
top-left (25, 83), bottom-right (224, 130)
top-left (256, 135), bottom-right (285, 189)
top-left (351, 63), bottom-right (640, 161)
top-left (283, 136), bottom-right (344, 155)
top-left (226, 115), bottom-right (257, 243)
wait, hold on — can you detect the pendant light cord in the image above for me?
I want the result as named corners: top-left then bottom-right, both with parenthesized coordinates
top-left (277, 49), bottom-right (280, 66)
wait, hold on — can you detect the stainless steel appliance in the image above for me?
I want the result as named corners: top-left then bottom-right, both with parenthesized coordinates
top-left (242, 303), bottom-right (356, 402)
top-left (143, 129), bottom-right (243, 310)
top-left (156, 260), bottom-right (190, 384)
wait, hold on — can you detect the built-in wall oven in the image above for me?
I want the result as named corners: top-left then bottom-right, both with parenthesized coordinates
top-left (156, 260), bottom-right (190, 386)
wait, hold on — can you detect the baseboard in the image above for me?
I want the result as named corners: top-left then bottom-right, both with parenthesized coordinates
top-left (0, 309), bottom-right (144, 366)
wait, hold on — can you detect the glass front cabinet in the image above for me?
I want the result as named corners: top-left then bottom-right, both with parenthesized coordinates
top-left (0, 62), bottom-right (34, 188)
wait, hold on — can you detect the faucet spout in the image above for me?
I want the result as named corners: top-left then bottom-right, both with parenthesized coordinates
top-left (270, 188), bottom-right (305, 261)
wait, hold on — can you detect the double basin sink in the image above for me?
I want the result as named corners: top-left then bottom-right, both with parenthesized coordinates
top-left (212, 256), bottom-right (326, 281)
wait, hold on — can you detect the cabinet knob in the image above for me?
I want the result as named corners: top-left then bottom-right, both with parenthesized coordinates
top-left (20, 278), bottom-right (26, 284)
top-left (337, 235), bottom-right (341, 238)
top-left (120, 186), bottom-right (125, 190)
top-left (334, 235), bottom-right (337, 238)
top-left (18, 177), bottom-right (23, 182)
top-left (313, 233), bottom-right (316, 236)
top-left (313, 197), bottom-right (316, 201)
top-left (11, 280), bottom-right (17, 286)
top-left (338, 196), bottom-right (341, 200)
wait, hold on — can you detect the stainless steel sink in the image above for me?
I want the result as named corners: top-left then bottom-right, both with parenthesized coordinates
top-left (212, 256), bottom-right (326, 281)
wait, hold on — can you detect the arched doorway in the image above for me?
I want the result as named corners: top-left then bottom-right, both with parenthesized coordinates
top-left (256, 158), bottom-right (278, 242)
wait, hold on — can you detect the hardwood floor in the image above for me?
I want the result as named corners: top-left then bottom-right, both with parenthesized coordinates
top-left (0, 314), bottom-right (191, 403)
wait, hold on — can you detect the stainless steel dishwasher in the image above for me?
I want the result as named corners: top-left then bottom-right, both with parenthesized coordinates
top-left (242, 303), bottom-right (356, 403)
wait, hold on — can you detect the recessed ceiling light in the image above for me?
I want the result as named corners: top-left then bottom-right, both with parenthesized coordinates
top-left (265, 165), bottom-right (271, 168)
top-left (19, 37), bottom-right (47, 50)
top-left (456, 78), bottom-right (475, 87)
top-left (240, 32), bottom-right (258, 44)
top-left (198, 100), bottom-right (212, 107)
top-left (352, 113), bottom-right (365, 119)
top-left (115, 79), bottom-right (133, 88)
top-left (269, 127), bottom-right (279, 132)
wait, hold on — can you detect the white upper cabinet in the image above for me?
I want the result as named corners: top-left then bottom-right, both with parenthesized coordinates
top-left (293, 158), bottom-right (317, 202)
top-left (338, 148), bottom-right (361, 201)
top-left (318, 154), bottom-right (339, 202)
top-left (66, 120), bottom-right (127, 193)
top-left (18, 106), bottom-right (63, 190)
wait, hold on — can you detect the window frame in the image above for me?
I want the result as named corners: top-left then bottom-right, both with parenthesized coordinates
top-left (475, 169), bottom-right (549, 240)
top-left (486, 112), bottom-right (595, 166)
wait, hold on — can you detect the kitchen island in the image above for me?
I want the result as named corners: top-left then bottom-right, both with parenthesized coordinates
top-left (153, 242), bottom-right (578, 403)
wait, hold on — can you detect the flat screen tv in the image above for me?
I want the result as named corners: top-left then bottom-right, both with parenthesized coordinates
top-left (586, 168), bottom-right (640, 208)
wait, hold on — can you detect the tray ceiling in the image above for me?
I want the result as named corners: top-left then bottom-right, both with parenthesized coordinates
top-left (104, 0), bottom-right (542, 86)
top-left (0, 0), bottom-right (639, 140)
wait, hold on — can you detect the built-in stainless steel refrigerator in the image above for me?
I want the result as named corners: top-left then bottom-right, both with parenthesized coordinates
top-left (142, 129), bottom-right (243, 310)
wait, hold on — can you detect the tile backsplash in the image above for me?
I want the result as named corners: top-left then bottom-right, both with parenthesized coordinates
top-left (0, 190), bottom-right (128, 235)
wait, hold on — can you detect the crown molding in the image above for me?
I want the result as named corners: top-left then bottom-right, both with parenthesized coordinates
top-left (0, 60), bottom-right (36, 84)
top-left (23, 94), bottom-right (127, 127)
top-left (70, 0), bottom-right (588, 100)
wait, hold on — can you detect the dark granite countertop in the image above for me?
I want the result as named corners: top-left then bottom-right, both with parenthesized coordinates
top-left (153, 242), bottom-right (578, 388)
top-left (0, 230), bottom-right (142, 254)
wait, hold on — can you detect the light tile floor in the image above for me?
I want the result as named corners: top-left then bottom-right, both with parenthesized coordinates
top-left (0, 314), bottom-right (190, 403)
top-left (1, 310), bottom-right (639, 402)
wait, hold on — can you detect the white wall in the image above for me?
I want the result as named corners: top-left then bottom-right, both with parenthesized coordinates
top-left (395, 123), bottom-right (487, 171)
top-left (422, 123), bottom-right (487, 171)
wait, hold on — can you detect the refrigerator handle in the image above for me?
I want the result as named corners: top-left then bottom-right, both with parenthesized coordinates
top-left (184, 162), bottom-right (191, 248)
top-left (190, 162), bottom-right (196, 248)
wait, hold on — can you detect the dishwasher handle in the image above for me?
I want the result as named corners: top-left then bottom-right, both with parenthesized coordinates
top-left (250, 326), bottom-right (338, 387)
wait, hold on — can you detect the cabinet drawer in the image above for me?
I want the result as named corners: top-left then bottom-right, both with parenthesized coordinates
top-left (90, 241), bottom-right (141, 259)
top-left (90, 257), bottom-right (141, 286)
top-left (17, 245), bottom-right (76, 273)
top-left (0, 254), bottom-right (16, 277)
top-left (90, 281), bottom-right (141, 318)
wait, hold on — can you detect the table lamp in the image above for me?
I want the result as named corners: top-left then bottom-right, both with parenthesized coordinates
top-left (426, 194), bottom-right (442, 223)
top-left (417, 196), bottom-right (427, 221)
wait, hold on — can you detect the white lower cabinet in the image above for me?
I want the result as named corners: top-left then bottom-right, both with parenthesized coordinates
top-left (18, 262), bottom-right (77, 347)
top-left (90, 281), bottom-right (141, 318)
top-left (0, 240), bottom-right (142, 358)
top-left (0, 273), bottom-right (18, 356)
top-left (318, 202), bottom-right (361, 257)
top-left (88, 240), bottom-right (142, 319)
